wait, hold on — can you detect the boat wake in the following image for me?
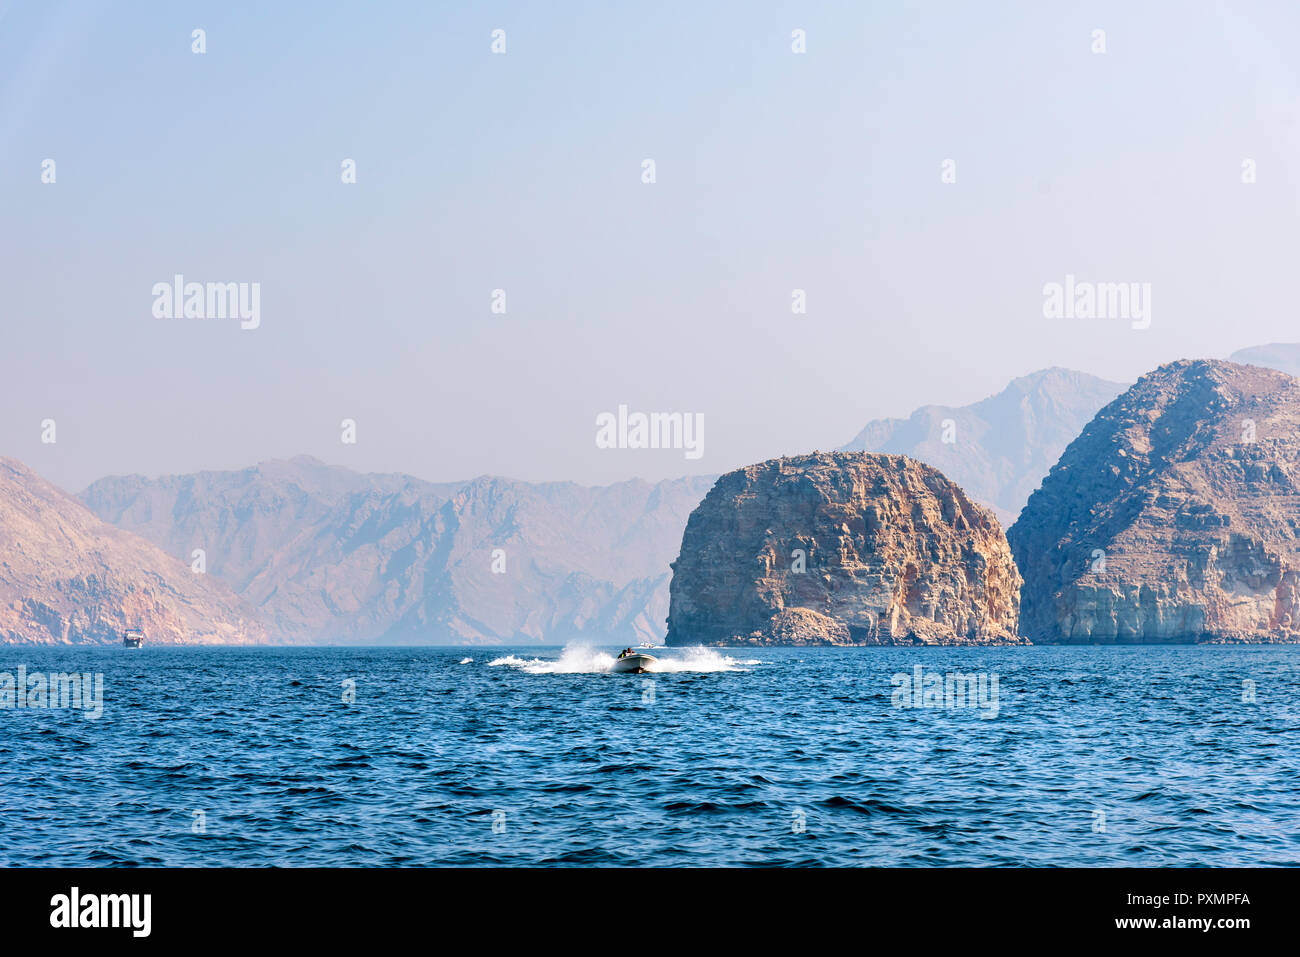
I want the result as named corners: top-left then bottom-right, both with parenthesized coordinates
top-left (487, 645), bottom-right (757, 675)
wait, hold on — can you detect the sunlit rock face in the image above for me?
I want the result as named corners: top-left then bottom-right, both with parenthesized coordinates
top-left (1011, 360), bottom-right (1300, 643)
top-left (665, 452), bottom-right (1024, 646)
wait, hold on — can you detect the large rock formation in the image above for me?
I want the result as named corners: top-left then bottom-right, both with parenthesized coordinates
top-left (665, 452), bottom-right (1024, 646)
top-left (80, 457), bottom-right (714, 644)
top-left (0, 457), bottom-right (265, 644)
top-left (840, 367), bottom-right (1126, 526)
top-left (1010, 360), bottom-right (1300, 643)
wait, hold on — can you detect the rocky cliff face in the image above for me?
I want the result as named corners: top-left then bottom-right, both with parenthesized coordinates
top-left (0, 457), bottom-right (265, 644)
top-left (665, 452), bottom-right (1023, 646)
top-left (840, 367), bottom-right (1126, 526)
top-left (1010, 360), bottom-right (1300, 643)
top-left (80, 457), bottom-right (714, 644)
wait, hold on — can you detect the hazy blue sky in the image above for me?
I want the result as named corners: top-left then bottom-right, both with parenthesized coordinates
top-left (4, 0), bottom-right (1300, 491)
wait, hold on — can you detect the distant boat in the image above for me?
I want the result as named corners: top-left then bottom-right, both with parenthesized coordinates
top-left (637, 641), bottom-right (657, 649)
top-left (613, 651), bottom-right (656, 674)
top-left (122, 627), bottom-right (144, 648)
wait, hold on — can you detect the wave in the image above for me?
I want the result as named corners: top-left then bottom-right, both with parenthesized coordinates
top-left (654, 647), bottom-right (761, 672)
top-left (487, 644), bottom-right (757, 674)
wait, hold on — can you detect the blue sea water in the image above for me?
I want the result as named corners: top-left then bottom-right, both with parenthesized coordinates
top-left (1, 644), bottom-right (1297, 867)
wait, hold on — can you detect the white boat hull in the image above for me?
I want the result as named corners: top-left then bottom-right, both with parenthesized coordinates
top-left (612, 653), bottom-right (657, 674)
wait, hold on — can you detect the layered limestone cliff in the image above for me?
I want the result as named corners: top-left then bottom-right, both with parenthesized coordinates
top-left (1010, 360), bottom-right (1300, 643)
top-left (665, 452), bottom-right (1024, 646)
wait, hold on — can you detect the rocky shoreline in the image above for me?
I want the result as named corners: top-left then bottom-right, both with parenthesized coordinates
top-left (667, 360), bottom-right (1300, 647)
top-left (6, 357), bottom-right (1300, 646)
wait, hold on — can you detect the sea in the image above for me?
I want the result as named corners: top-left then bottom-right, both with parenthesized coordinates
top-left (1, 644), bottom-right (1297, 867)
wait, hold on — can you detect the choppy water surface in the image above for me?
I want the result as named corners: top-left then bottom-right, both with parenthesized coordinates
top-left (2, 644), bottom-right (1297, 866)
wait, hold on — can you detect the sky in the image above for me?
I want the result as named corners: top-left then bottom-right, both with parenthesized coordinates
top-left (3, 0), bottom-right (1300, 492)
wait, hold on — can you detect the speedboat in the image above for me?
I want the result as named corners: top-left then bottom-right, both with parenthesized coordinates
top-left (612, 652), bottom-right (657, 674)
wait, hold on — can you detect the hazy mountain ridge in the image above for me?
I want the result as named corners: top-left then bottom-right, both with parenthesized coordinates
top-left (78, 455), bottom-right (448, 593)
top-left (79, 458), bottom-right (714, 644)
top-left (839, 367), bottom-right (1128, 525)
top-left (1230, 342), bottom-right (1300, 378)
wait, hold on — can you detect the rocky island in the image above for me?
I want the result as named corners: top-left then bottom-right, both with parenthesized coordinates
top-left (1010, 359), bottom-right (1300, 643)
top-left (664, 452), bottom-right (1024, 646)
